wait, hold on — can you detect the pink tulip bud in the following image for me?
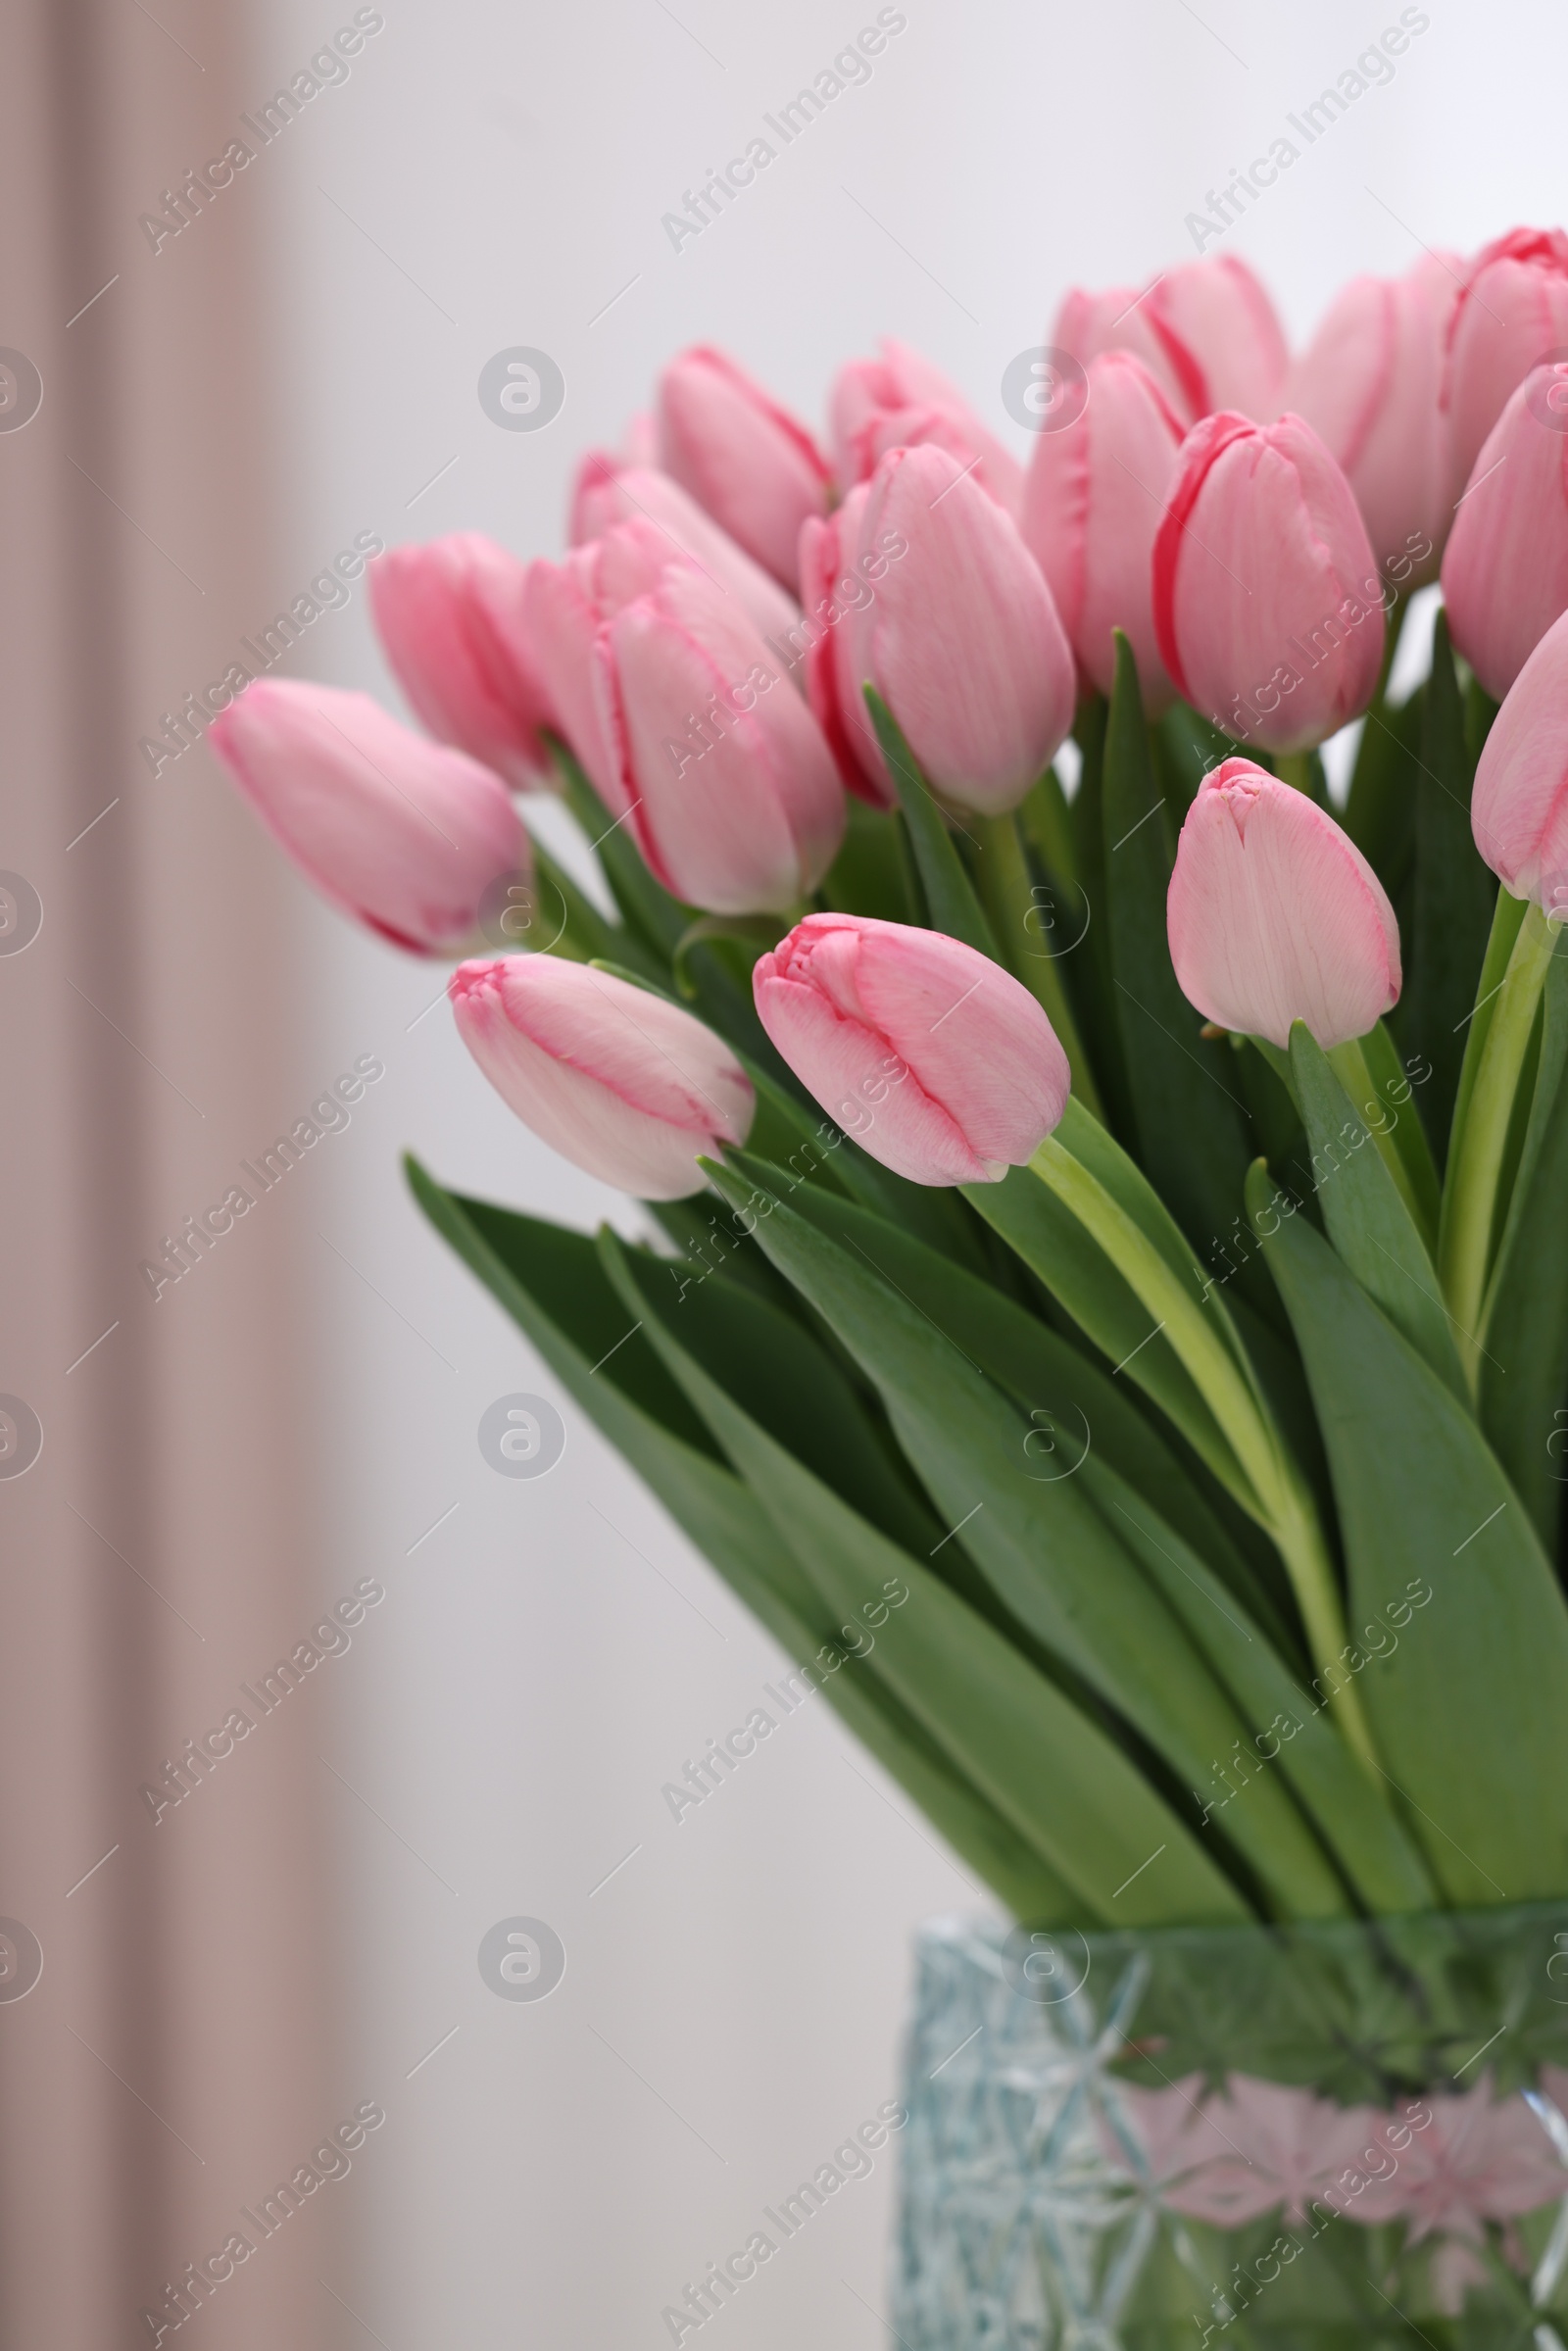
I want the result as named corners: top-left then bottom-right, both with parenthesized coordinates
top-left (1152, 412), bottom-right (1386, 754)
top-left (451, 955), bottom-right (754, 1200)
top-left (1020, 350), bottom-right (1186, 710)
top-left (1286, 256), bottom-right (1461, 581)
top-left (656, 346), bottom-right (832, 591)
top-left (1441, 364), bottom-right (1568, 701)
top-left (567, 453), bottom-right (800, 647)
top-left (810, 444), bottom-right (1075, 815)
top-left (800, 484), bottom-right (896, 807)
top-left (829, 338), bottom-right (1023, 514)
top-left (753, 913), bottom-right (1070, 1186)
top-left (1054, 256), bottom-right (1289, 423)
top-left (594, 565), bottom-right (845, 915)
top-left (1443, 227), bottom-right (1568, 500)
top-left (1470, 608), bottom-right (1568, 917)
top-left (210, 679), bottom-right (528, 955)
top-left (367, 533), bottom-right (552, 790)
top-left (521, 519), bottom-right (695, 807)
top-left (1167, 758), bottom-right (1401, 1049)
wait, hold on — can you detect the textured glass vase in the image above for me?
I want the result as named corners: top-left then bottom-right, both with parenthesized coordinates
top-left (893, 1906), bottom-right (1568, 2349)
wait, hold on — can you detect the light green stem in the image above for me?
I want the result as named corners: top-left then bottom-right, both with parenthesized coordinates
top-left (1275, 751), bottom-right (1316, 798)
top-left (1030, 1136), bottom-right (1379, 1772)
top-left (1327, 1035), bottom-right (1434, 1249)
top-left (972, 809), bottom-right (1103, 1120)
top-left (1439, 899), bottom-right (1557, 1384)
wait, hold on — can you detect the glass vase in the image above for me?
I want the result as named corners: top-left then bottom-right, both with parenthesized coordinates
top-left (892, 1905), bottom-right (1568, 2348)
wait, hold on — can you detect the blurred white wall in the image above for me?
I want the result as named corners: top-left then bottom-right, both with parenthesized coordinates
top-left (236, 0), bottom-right (1568, 2340)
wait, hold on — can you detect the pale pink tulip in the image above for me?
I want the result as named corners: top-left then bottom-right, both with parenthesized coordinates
top-left (813, 444), bottom-right (1074, 814)
top-left (829, 337), bottom-right (1024, 514)
top-left (368, 533), bottom-right (553, 789)
top-left (1348, 2078), bottom-right (1565, 2242)
top-left (1020, 350), bottom-right (1186, 709)
top-left (1286, 255), bottom-right (1462, 580)
top-left (450, 955), bottom-right (754, 1200)
top-left (594, 566), bottom-right (844, 915)
top-left (657, 345), bottom-right (832, 590)
top-left (567, 453), bottom-right (800, 646)
top-left (1442, 364), bottom-right (1568, 700)
top-left (1096, 2075), bottom-right (1240, 2198)
top-left (1167, 758), bottom-right (1401, 1049)
top-left (1152, 412), bottom-right (1386, 753)
top-left (1443, 227), bottom-right (1568, 499)
top-left (753, 914), bottom-right (1069, 1186)
top-left (1469, 607), bottom-right (1568, 916)
top-left (1054, 256), bottom-right (1289, 423)
top-left (210, 679), bottom-right (527, 955)
top-left (521, 519), bottom-right (695, 807)
top-left (1156, 2077), bottom-right (1383, 2229)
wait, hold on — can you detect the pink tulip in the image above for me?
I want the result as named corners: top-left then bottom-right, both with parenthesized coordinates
top-left (367, 533), bottom-right (552, 790)
top-left (594, 565), bottom-right (844, 915)
top-left (1154, 2077), bottom-right (1382, 2229)
top-left (567, 453), bottom-right (800, 647)
top-left (1443, 227), bottom-right (1568, 500)
top-left (657, 345), bottom-right (832, 591)
top-left (210, 679), bottom-right (528, 955)
top-left (800, 483), bottom-right (897, 808)
top-left (1020, 350), bottom-right (1186, 710)
top-left (1442, 364), bottom-right (1568, 700)
top-left (1286, 255), bottom-right (1462, 580)
top-left (1152, 412), bottom-right (1386, 753)
top-left (1347, 2078), bottom-right (1565, 2242)
top-left (753, 913), bottom-right (1070, 1186)
top-left (1469, 607), bottom-right (1568, 916)
top-left (829, 337), bottom-right (1024, 514)
top-left (808, 444), bottom-right (1075, 815)
top-left (1054, 256), bottom-right (1289, 423)
top-left (450, 955), bottom-right (754, 1200)
top-left (1167, 757), bottom-right (1401, 1049)
top-left (521, 518), bottom-right (694, 807)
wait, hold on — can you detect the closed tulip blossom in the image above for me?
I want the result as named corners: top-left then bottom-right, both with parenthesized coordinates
top-left (657, 345), bottom-right (832, 591)
top-left (808, 444), bottom-right (1074, 814)
top-left (753, 914), bottom-right (1070, 1185)
top-left (210, 679), bottom-right (528, 955)
top-left (1470, 607), bottom-right (1568, 915)
top-left (1167, 759), bottom-right (1401, 1049)
top-left (1152, 413), bottom-right (1386, 754)
top-left (594, 565), bottom-right (844, 915)
top-left (1054, 256), bottom-right (1290, 423)
top-left (1287, 255), bottom-right (1461, 580)
top-left (829, 337), bottom-right (1023, 514)
top-left (1443, 226), bottom-right (1568, 498)
top-left (567, 452), bottom-right (800, 646)
top-left (521, 518), bottom-right (694, 805)
top-left (1442, 365), bottom-right (1568, 701)
top-left (451, 955), bottom-right (754, 1199)
top-left (368, 533), bottom-right (553, 789)
top-left (1020, 350), bottom-right (1186, 709)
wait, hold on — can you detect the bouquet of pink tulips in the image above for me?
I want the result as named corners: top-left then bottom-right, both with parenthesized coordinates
top-left (213, 232), bottom-right (1568, 1935)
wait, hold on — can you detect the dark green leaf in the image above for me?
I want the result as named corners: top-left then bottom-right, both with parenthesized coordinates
top-left (820, 792), bottom-right (922, 924)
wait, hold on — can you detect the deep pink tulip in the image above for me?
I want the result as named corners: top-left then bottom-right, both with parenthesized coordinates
top-left (1470, 607), bottom-right (1568, 917)
top-left (1152, 412), bottom-right (1386, 753)
top-left (657, 346), bottom-right (832, 591)
top-left (1442, 365), bottom-right (1568, 701)
top-left (567, 453), bottom-right (800, 646)
top-left (1287, 255), bottom-right (1462, 581)
top-left (368, 534), bottom-right (553, 790)
top-left (594, 565), bottom-right (845, 915)
top-left (210, 679), bottom-right (528, 955)
top-left (829, 338), bottom-right (1023, 514)
top-left (1054, 257), bottom-right (1289, 423)
top-left (450, 955), bottom-right (754, 1200)
top-left (521, 519), bottom-right (693, 807)
top-left (754, 914), bottom-right (1070, 1186)
top-left (1167, 758), bottom-right (1401, 1049)
top-left (1020, 350), bottom-right (1186, 710)
top-left (809, 444), bottom-right (1075, 814)
top-left (1443, 227), bottom-right (1568, 500)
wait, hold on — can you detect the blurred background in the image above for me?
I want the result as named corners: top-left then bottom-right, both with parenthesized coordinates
top-left (0, 0), bottom-right (1560, 2341)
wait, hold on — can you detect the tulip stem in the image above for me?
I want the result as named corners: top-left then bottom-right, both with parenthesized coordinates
top-left (1439, 897), bottom-right (1559, 1383)
top-left (1326, 1034), bottom-right (1437, 1251)
top-left (1274, 751), bottom-right (1318, 801)
top-left (971, 810), bottom-right (1103, 1121)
